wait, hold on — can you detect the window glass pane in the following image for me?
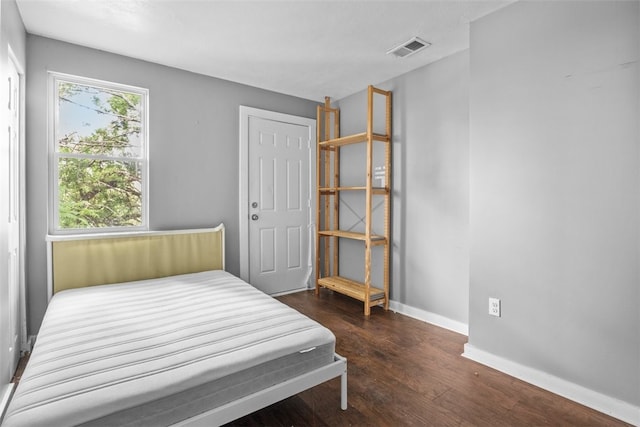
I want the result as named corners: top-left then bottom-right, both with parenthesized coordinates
top-left (57, 81), bottom-right (142, 158)
top-left (58, 157), bottom-right (143, 229)
top-left (51, 73), bottom-right (148, 233)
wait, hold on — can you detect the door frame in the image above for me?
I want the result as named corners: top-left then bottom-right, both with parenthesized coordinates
top-left (238, 106), bottom-right (316, 288)
top-left (8, 46), bottom-right (27, 354)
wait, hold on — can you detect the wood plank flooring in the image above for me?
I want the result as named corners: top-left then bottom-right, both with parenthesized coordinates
top-left (10, 289), bottom-right (630, 426)
top-left (226, 289), bottom-right (631, 427)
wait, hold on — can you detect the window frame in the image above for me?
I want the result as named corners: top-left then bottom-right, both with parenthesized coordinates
top-left (48, 72), bottom-right (150, 234)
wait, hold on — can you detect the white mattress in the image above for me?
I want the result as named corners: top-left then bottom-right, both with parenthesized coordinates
top-left (2, 270), bottom-right (335, 427)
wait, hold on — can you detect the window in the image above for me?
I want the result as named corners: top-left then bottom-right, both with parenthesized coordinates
top-left (49, 73), bottom-right (148, 232)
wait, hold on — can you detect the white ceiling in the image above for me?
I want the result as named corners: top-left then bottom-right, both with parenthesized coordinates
top-left (16, 0), bottom-right (513, 101)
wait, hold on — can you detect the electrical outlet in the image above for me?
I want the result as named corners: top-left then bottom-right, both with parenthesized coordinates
top-left (489, 298), bottom-right (501, 317)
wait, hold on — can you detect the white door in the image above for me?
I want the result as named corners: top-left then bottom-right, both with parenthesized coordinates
top-left (6, 57), bottom-right (21, 375)
top-left (240, 108), bottom-right (316, 295)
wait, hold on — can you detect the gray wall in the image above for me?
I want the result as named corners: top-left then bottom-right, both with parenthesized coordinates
top-left (336, 50), bottom-right (470, 326)
top-left (26, 36), bottom-right (317, 333)
top-left (335, 0), bottom-right (639, 412)
top-left (20, 0), bottom-right (640, 413)
top-left (468, 0), bottom-right (639, 407)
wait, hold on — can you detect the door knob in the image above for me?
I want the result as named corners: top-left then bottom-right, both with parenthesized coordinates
top-left (251, 202), bottom-right (258, 208)
top-left (251, 214), bottom-right (259, 221)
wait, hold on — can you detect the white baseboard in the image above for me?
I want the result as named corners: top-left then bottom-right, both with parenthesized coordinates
top-left (389, 300), bottom-right (469, 336)
top-left (1, 383), bottom-right (15, 421)
top-left (463, 344), bottom-right (640, 426)
top-left (26, 335), bottom-right (36, 352)
top-left (271, 286), bottom-right (309, 297)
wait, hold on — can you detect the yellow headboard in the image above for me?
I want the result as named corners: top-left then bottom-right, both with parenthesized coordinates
top-left (47, 224), bottom-right (225, 295)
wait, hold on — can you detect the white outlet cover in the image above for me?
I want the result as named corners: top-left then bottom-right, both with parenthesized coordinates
top-left (489, 298), bottom-right (501, 317)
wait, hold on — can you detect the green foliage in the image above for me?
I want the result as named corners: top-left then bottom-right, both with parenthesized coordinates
top-left (57, 82), bottom-right (144, 229)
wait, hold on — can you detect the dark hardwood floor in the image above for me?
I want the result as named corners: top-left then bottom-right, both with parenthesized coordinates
top-left (10, 289), bottom-right (630, 426)
top-left (227, 289), bottom-right (630, 427)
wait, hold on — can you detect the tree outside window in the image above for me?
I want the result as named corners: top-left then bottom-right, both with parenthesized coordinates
top-left (51, 74), bottom-right (148, 231)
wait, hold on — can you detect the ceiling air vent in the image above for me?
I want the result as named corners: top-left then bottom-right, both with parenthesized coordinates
top-left (387, 37), bottom-right (431, 58)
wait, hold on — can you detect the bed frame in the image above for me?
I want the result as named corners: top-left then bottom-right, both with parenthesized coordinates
top-left (47, 224), bottom-right (227, 296)
top-left (44, 224), bottom-right (347, 426)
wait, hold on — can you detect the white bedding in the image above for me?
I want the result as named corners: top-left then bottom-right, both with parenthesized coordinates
top-left (2, 270), bottom-right (335, 426)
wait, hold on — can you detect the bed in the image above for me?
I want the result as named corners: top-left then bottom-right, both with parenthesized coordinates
top-left (1, 224), bottom-right (347, 426)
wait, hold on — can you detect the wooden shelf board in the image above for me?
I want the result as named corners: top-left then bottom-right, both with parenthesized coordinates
top-left (319, 187), bottom-right (388, 195)
top-left (319, 132), bottom-right (389, 148)
top-left (318, 230), bottom-right (386, 243)
top-left (317, 276), bottom-right (386, 302)
top-left (319, 146), bottom-right (337, 152)
top-left (371, 187), bottom-right (389, 195)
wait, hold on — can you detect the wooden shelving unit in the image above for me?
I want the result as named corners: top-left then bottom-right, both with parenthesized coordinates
top-left (315, 85), bottom-right (392, 316)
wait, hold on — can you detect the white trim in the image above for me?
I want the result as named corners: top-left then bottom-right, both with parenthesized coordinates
top-left (46, 239), bottom-right (53, 301)
top-left (174, 354), bottom-right (346, 426)
top-left (238, 106), bottom-right (317, 285)
top-left (0, 383), bottom-right (15, 422)
top-left (389, 300), bottom-right (469, 336)
top-left (270, 286), bottom-right (309, 298)
top-left (7, 45), bottom-right (28, 355)
top-left (47, 71), bottom-right (150, 235)
top-left (462, 344), bottom-right (640, 426)
top-left (26, 335), bottom-right (36, 352)
top-left (45, 223), bottom-right (225, 242)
